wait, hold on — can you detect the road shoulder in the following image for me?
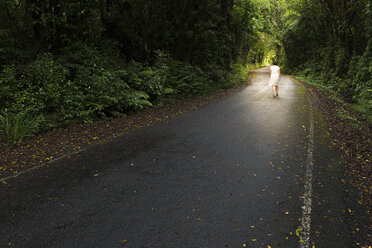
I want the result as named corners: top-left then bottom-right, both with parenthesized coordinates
top-left (294, 77), bottom-right (372, 244)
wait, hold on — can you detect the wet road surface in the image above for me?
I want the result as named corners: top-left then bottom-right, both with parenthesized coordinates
top-left (1, 67), bottom-right (358, 247)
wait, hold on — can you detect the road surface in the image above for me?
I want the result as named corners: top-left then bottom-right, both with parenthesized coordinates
top-left (1, 67), bottom-right (358, 247)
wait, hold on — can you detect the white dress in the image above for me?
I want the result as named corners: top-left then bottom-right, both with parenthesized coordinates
top-left (269, 65), bottom-right (280, 86)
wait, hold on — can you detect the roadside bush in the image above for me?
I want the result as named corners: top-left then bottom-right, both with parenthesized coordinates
top-left (293, 40), bottom-right (372, 123)
top-left (222, 63), bottom-right (248, 89)
top-left (153, 51), bottom-right (210, 97)
top-left (60, 43), bottom-right (153, 119)
top-left (204, 64), bottom-right (226, 86)
top-left (172, 64), bottom-right (208, 95)
top-left (0, 44), bottom-right (250, 139)
top-left (14, 54), bottom-right (70, 115)
top-left (0, 65), bottom-right (17, 109)
top-left (0, 46), bottom-right (156, 127)
top-left (0, 54), bottom-right (74, 128)
top-left (0, 110), bottom-right (44, 142)
top-left (125, 60), bottom-right (169, 99)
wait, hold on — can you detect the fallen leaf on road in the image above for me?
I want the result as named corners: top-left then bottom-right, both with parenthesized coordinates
top-left (296, 226), bottom-right (303, 237)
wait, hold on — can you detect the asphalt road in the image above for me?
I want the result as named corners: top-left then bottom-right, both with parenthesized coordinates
top-left (0, 67), bottom-right (360, 247)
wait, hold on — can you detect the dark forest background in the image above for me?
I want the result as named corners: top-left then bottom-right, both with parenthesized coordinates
top-left (0, 0), bottom-right (371, 141)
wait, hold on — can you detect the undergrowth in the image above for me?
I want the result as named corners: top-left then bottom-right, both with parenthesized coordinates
top-left (288, 40), bottom-right (372, 124)
top-left (0, 110), bottom-right (44, 143)
top-left (0, 45), bottom-right (249, 142)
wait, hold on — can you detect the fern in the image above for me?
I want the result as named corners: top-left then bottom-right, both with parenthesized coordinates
top-left (0, 111), bottom-right (43, 142)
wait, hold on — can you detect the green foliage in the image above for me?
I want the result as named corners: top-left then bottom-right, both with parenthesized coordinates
top-left (16, 54), bottom-right (69, 113)
top-left (274, 0), bottom-right (372, 121)
top-left (0, 48), bottom-right (156, 126)
top-left (2, 0), bottom-right (368, 133)
top-left (1, 0), bottom-right (263, 68)
top-left (0, 0), bottom-right (256, 139)
top-left (124, 90), bottom-right (152, 111)
top-left (0, 110), bottom-right (44, 142)
top-left (0, 46), bottom-right (249, 135)
top-left (221, 63), bottom-right (249, 89)
top-left (0, 65), bottom-right (16, 107)
top-left (168, 64), bottom-right (209, 95)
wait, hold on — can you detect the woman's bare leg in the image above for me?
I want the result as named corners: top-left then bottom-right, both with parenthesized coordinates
top-left (272, 86), bottom-right (276, 96)
top-left (275, 86), bottom-right (279, 96)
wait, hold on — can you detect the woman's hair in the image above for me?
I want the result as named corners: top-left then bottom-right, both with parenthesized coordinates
top-left (273, 61), bottom-right (278, 65)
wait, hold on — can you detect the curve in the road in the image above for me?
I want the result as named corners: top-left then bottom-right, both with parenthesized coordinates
top-left (0, 67), bottom-right (356, 248)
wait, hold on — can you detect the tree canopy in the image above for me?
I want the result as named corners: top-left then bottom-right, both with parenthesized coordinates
top-left (0, 0), bottom-right (371, 141)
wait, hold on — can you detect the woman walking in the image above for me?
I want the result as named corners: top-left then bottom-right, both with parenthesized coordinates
top-left (269, 61), bottom-right (281, 97)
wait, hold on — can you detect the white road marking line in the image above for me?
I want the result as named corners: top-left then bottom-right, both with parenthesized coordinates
top-left (0, 149), bottom-right (86, 182)
top-left (300, 97), bottom-right (315, 248)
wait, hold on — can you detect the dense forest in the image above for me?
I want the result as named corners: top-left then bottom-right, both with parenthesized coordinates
top-left (280, 0), bottom-right (372, 120)
top-left (0, 0), bottom-right (371, 141)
